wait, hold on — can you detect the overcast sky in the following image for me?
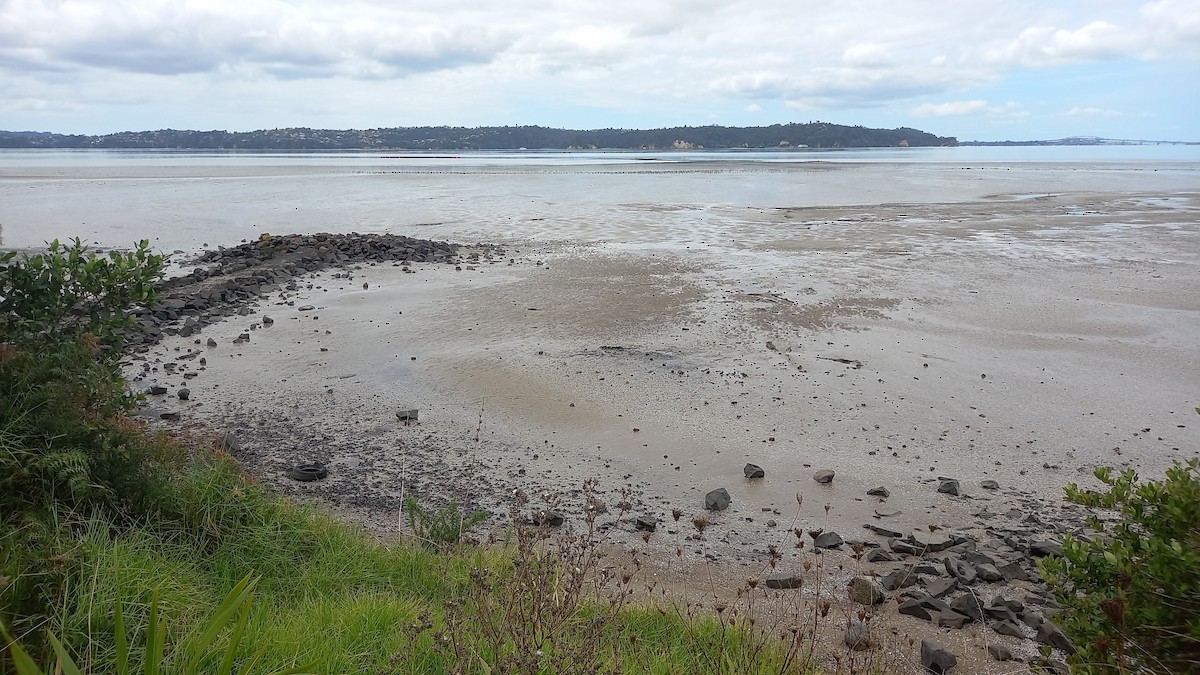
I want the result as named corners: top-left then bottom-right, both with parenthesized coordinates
top-left (1, 0), bottom-right (1197, 140)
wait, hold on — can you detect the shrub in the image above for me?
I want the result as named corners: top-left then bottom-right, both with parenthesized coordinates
top-left (1040, 459), bottom-right (1200, 674)
top-left (403, 496), bottom-right (487, 547)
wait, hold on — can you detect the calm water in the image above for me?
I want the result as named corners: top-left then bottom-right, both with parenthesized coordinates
top-left (2, 146), bottom-right (1198, 252)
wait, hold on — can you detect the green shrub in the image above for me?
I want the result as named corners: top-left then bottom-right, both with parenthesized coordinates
top-left (1, 238), bottom-right (164, 349)
top-left (403, 496), bottom-right (486, 547)
top-left (1040, 458), bottom-right (1200, 674)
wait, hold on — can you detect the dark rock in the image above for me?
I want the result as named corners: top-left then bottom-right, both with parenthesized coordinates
top-left (987, 644), bottom-right (1014, 661)
top-left (704, 487), bottom-right (731, 511)
top-left (813, 469), bottom-right (834, 484)
top-left (1036, 621), bottom-right (1076, 654)
top-left (881, 569), bottom-right (918, 591)
top-left (866, 486), bottom-right (890, 497)
top-left (891, 539), bottom-right (923, 555)
top-left (980, 479), bottom-right (999, 490)
top-left (765, 572), bottom-right (802, 589)
top-left (1019, 609), bottom-right (1044, 629)
top-left (159, 412), bottom-right (180, 421)
top-left (937, 479), bottom-right (961, 496)
top-left (997, 561), bottom-right (1029, 582)
top-left (944, 557), bottom-right (978, 584)
top-left (844, 620), bottom-right (871, 651)
top-left (924, 577), bottom-right (958, 599)
top-left (743, 463), bottom-right (765, 478)
top-left (177, 388), bottom-right (190, 400)
top-left (148, 385), bottom-right (168, 395)
top-left (938, 610), bottom-right (971, 629)
top-left (1028, 657), bottom-right (1069, 674)
top-left (634, 515), bottom-right (657, 532)
top-left (990, 596), bottom-right (1025, 614)
top-left (909, 529), bottom-right (954, 553)
top-left (919, 640), bottom-right (958, 674)
top-left (898, 598), bottom-right (933, 621)
top-left (864, 523), bottom-right (904, 538)
top-left (847, 577), bottom-right (885, 605)
top-left (975, 563), bottom-right (1003, 582)
top-left (813, 531), bottom-right (843, 549)
top-left (866, 548), bottom-right (894, 563)
top-left (913, 562), bottom-right (941, 576)
top-left (991, 620), bottom-right (1024, 638)
top-left (949, 594), bottom-right (983, 621)
top-left (1030, 539), bottom-right (1063, 557)
top-left (537, 510), bottom-right (565, 527)
top-left (298, 305), bottom-right (315, 311)
top-left (220, 431), bottom-right (240, 453)
top-left (206, 337), bottom-right (218, 347)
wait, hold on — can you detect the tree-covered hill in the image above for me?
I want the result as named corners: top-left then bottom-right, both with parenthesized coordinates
top-left (0, 122), bottom-right (955, 150)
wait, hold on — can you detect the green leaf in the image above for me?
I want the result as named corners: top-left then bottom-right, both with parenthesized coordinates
top-left (47, 631), bottom-right (83, 675)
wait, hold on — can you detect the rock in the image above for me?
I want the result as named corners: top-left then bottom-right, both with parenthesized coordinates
top-left (874, 506), bottom-right (902, 517)
top-left (262, 316), bottom-right (274, 325)
top-left (944, 557), bottom-right (978, 584)
top-left (919, 640), bottom-right (958, 674)
top-left (866, 486), bottom-right (890, 497)
top-left (537, 510), bottom-right (565, 527)
top-left (1030, 540), bottom-right (1063, 557)
top-left (937, 479), bottom-right (961, 496)
top-left (159, 412), bottom-right (180, 421)
top-left (844, 620), bottom-right (871, 651)
top-left (1019, 609), bottom-right (1044, 629)
top-left (813, 469), bottom-right (835, 484)
top-left (881, 569), bottom-right (918, 591)
top-left (148, 385), bottom-right (168, 395)
top-left (1028, 657), bottom-right (1069, 674)
top-left (1036, 621), bottom-right (1076, 654)
top-left (206, 337), bottom-right (218, 347)
top-left (847, 577), bottom-right (885, 605)
top-left (220, 431), bottom-right (240, 453)
top-left (743, 463), bottom-right (765, 478)
top-left (765, 572), bottom-right (802, 589)
top-left (865, 548), bottom-right (893, 563)
top-left (177, 388), bottom-right (190, 401)
top-left (898, 598), bottom-right (934, 621)
top-left (980, 479), bottom-right (999, 490)
top-left (813, 531), bottom-right (843, 549)
top-left (987, 644), bottom-right (1014, 661)
top-left (997, 561), bottom-right (1029, 582)
top-left (909, 529), bottom-right (954, 553)
top-left (298, 305), bottom-right (315, 311)
top-left (990, 596), bottom-right (1025, 614)
top-left (913, 562), bottom-right (941, 576)
top-left (937, 609), bottom-right (971, 629)
top-left (949, 594), bottom-right (983, 621)
top-left (634, 515), bottom-right (657, 532)
top-left (975, 563), bottom-right (1003, 582)
top-left (924, 577), bottom-right (958, 599)
top-left (704, 488), bottom-right (731, 511)
top-left (890, 539), bottom-right (923, 555)
top-left (864, 523), bottom-right (904, 538)
top-left (991, 620), bottom-right (1024, 638)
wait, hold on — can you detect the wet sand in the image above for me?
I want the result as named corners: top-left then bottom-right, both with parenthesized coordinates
top-left (126, 187), bottom-right (1199, 667)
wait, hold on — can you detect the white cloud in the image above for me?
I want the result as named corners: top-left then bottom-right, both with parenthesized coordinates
top-left (1067, 106), bottom-right (1122, 117)
top-left (913, 100), bottom-right (1028, 117)
top-left (744, 103), bottom-right (762, 113)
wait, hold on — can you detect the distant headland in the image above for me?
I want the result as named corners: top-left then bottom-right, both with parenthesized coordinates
top-left (0, 122), bottom-right (956, 150)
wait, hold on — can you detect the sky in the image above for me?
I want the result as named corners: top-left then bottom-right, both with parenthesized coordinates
top-left (1, 0), bottom-right (1198, 141)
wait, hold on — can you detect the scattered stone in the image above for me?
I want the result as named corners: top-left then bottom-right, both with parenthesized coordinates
top-left (987, 644), bottom-right (1014, 661)
top-left (864, 523), bottom-right (904, 538)
top-left (537, 510), bottom-right (565, 527)
top-left (765, 572), bottom-right (802, 589)
top-left (177, 388), bottom-right (190, 401)
top-left (997, 561), bottom-right (1029, 582)
top-left (898, 598), bottom-right (934, 621)
top-left (949, 594), bottom-right (983, 621)
top-left (159, 412), bottom-right (180, 421)
top-left (396, 408), bottom-right (419, 425)
top-left (848, 577), bottom-right (885, 605)
top-left (865, 548), bottom-right (894, 563)
top-left (704, 488), bottom-right (732, 511)
top-left (262, 316), bottom-right (274, 325)
top-left (298, 305), bottom-right (315, 311)
top-left (1028, 657), bottom-right (1069, 674)
top-left (920, 640), bottom-right (958, 674)
top-left (634, 515), bottom-right (657, 532)
top-left (881, 569), bottom-right (918, 591)
top-left (148, 385), bottom-right (168, 395)
top-left (844, 620), bottom-right (871, 651)
top-left (866, 486), bottom-right (890, 497)
top-left (744, 463), bottom-right (765, 478)
top-left (975, 563), bottom-right (1004, 582)
top-left (992, 620), bottom-right (1024, 638)
top-left (875, 506), bottom-right (902, 517)
top-left (980, 479), bottom-right (999, 490)
top-left (938, 610), bottom-right (971, 629)
top-left (220, 431), bottom-right (240, 453)
top-left (944, 557), bottom-right (978, 584)
top-left (1036, 621), bottom-right (1076, 654)
top-left (891, 539), bottom-right (923, 555)
top-left (1030, 540), bottom-right (1063, 557)
top-left (937, 479), bottom-right (961, 496)
top-left (813, 531), bottom-right (843, 549)
top-left (813, 469), bottom-right (835, 484)
top-left (909, 529), bottom-right (954, 553)
top-left (924, 578), bottom-right (958, 599)
top-left (206, 337), bottom-right (218, 347)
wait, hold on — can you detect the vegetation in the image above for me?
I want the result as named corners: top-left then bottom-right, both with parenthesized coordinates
top-left (0, 122), bottom-right (956, 150)
top-left (1040, 460), bottom-right (1200, 674)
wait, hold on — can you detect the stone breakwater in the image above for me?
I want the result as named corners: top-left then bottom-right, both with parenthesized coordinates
top-left (124, 233), bottom-right (498, 350)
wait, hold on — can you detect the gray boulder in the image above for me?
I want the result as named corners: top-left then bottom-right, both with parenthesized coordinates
top-left (743, 463), bottom-right (765, 478)
top-left (920, 640), bottom-right (958, 674)
top-left (704, 488), bottom-right (731, 511)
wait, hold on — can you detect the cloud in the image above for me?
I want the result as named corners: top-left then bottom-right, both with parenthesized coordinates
top-left (913, 99), bottom-right (1027, 117)
top-left (1066, 106), bottom-right (1121, 117)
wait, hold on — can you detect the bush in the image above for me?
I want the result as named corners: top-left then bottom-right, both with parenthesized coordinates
top-left (1040, 459), bottom-right (1200, 674)
top-left (403, 496), bottom-right (487, 547)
